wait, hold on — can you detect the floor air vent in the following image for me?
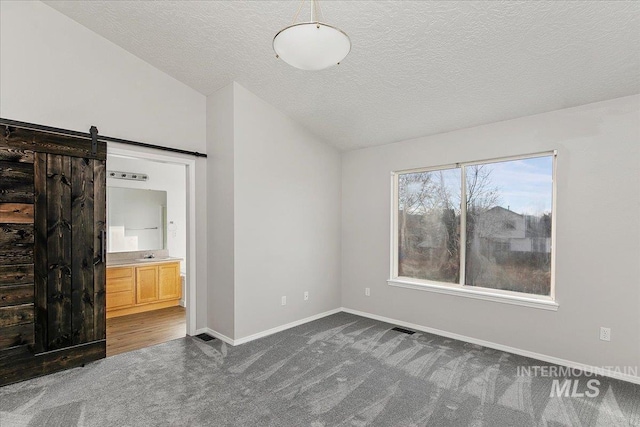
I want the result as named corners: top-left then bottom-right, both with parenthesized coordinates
top-left (391, 327), bottom-right (416, 335)
top-left (195, 333), bottom-right (216, 342)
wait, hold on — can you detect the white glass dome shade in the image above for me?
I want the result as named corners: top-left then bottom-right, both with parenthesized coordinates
top-left (273, 22), bottom-right (351, 71)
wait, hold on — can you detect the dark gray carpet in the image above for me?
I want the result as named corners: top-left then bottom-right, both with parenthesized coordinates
top-left (0, 312), bottom-right (638, 426)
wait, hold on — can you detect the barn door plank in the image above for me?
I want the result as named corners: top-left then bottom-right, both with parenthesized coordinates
top-left (0, 161), bottom-right (34, 203)
top-left (33, 153), bottom-right (48, 353)
top-left (0, 284), bottom-right (34, 307)
top-left (0, 264), bottom-right (34, 286)
top-left (46, 155), bottom-right (72, 350)
top-left (93, 159), bottom-right (106, 341)
top-left (0, 224), bottom-right (34, 265)
top-left (0, 203), bottom-right (34, 224)
top-left (0, 323), bottom-right (34, 350)
top-left (71, 157), bottom-right (94, 344)
top-left (0, 304), bottom-right (34, 327)
top-left (0, 146), bottom-right (34, 163)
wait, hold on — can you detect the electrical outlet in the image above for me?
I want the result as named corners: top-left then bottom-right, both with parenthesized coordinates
top-left (365, 287), bottom-right (370, 297)
top-left (304, 291), bottom-right (309, 301)
top-left (599, 327), bottom-right (611, 342)
top-left (281, 296), bottom-right (287, 306)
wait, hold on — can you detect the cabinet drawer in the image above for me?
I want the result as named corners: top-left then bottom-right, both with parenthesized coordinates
top-left (107, 267), bottom-right (134, 293)
top-left (107, 267), bottom-right (134, 280)
top-left (106, 291), bottom-right (134, 310)
top-left (107, 276), bottom-right (134, 293)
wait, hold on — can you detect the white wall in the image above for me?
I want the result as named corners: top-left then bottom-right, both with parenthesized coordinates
top-left (206, 83), bottom-right (342, 340)
top-left (233, 83), bottom-right (342, 339)
top-left (0, 1), bottom-right (208, 329)
top-left (206, 83), bottom-right (235, 339)
top-left (342, 95), bottom-right (640, 371)
top-left (106, 156), bottom-right (187, 271)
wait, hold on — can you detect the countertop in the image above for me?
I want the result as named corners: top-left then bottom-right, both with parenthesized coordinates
top-left (106, 257), bottom-right (183, 268)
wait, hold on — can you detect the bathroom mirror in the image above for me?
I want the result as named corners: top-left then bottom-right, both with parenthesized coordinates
top-left (107, 187), bottom-right (167, 253)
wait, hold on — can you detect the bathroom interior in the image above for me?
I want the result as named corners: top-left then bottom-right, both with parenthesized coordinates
top-left (105, 154), bottom-right (187, 356)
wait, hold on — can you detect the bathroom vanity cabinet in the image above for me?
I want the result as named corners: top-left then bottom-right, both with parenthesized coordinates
top-left (106, 261), bottom-right (181, 318)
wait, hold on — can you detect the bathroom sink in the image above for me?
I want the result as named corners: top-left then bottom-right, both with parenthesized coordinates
top-left (134, 257), bottom-right (175, 262)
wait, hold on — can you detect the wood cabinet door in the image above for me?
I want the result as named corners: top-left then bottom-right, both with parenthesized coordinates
top-left (158, 263), bottom-right (180, 300)
top-left (1, 123), bottom-right (107, 386)
top-left (136, 266), bottom-right (158, 304)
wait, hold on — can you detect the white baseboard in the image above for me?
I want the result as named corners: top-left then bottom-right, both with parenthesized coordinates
top-left (341, 307), bottom-right (640, 385)
top-left (233, 308), bottom-right (342, 345)
top-left (192, 308), bottom-right (342, 347)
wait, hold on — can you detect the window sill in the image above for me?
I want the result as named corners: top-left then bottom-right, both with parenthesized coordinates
top-left (387, 278), bottom-right (559, 311)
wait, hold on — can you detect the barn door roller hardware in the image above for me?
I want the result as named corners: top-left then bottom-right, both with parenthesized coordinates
top-left (90, 125), bottom-right (98, 157)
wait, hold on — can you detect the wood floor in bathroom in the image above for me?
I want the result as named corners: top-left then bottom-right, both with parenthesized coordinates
top-left (106, 306), bottom-right (186, 357)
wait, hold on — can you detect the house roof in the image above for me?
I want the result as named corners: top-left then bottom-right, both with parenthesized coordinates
top-left (484, 206), bottom-right (523, 217)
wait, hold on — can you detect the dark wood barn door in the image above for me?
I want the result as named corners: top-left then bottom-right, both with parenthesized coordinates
top-left (0, 125), bottom-right (107, 386)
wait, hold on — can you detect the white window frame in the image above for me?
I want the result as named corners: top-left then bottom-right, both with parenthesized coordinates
top-left (388, 151), bottom-right (558, 311)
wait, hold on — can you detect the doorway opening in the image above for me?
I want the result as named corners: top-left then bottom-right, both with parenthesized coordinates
top-left (104, 147), bottom-right (197, 356)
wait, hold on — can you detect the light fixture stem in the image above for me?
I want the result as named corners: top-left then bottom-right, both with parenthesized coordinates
top-left (311, 0), bottom-right (316, 22)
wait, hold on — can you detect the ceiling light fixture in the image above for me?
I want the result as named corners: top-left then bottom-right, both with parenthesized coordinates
top-left (273, 0), bottom-right (351, 71)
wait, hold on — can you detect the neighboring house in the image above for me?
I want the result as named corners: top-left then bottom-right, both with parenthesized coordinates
top-left (475, 206), bottom-right (551, 255)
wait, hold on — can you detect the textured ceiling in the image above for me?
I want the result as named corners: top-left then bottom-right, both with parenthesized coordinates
top-left (45, 1), bottom-right (640, 151)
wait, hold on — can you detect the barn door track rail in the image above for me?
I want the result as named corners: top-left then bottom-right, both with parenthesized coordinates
top-left (1, 118), bottom-right (207, 158)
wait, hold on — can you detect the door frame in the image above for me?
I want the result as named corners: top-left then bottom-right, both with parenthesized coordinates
top-left (106, 144), bottom-right (197, 336)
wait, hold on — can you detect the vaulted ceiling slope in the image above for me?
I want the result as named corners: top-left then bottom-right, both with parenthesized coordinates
top-left (45, 1), bottom-right (640, 151)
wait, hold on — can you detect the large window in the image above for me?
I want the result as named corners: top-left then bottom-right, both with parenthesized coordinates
top-left (391, 152), bottom-right (556, 305)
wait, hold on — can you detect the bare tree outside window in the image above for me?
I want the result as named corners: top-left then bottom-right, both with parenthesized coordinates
top-left (397, 168), bottom-right (461, 283)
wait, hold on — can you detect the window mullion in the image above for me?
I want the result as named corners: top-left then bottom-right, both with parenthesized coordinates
top-left (459, 165), bottom-right (467, 287)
